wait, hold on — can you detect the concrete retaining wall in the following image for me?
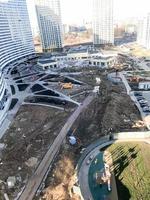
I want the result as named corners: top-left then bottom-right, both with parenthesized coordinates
top-left (77, 132), bottom-right (150, 171)
top-left (113, 131), bottom-right (150, 139)
top-left (119, 72), bottom-right (131, 95)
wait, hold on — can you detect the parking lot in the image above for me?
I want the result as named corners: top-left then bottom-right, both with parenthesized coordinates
top-left (134, 91), bottom-right (150, 113)
top-left (141, 91), bottom-right (150, 110)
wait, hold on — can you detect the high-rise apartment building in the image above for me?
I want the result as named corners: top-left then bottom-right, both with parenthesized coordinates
top-left (137, 18), bottom-right (147, 47)
top-left (93, 0), bottom-right (114, 45)
top-left (0, 0), bottom-right (35, 70)
top-left (0, 0), bottom-right (34, 111)
top-left (137, 14), bottom-right (150, 49)
top-left (146, 14), bottom-right (150, 49)
top-left (35, 0), bottom-right (63, 52)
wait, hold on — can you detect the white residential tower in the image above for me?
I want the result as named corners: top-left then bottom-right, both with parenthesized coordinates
top-left (0, 0), bottom-right (35, 112)
top-left (35, 0), bottom-right (63, 52)
top-left (0, 0), bottom-right (35, 70)
top-left (93, 0), bottom-right (114, 45)
top-left (137, 14), bottom-right (150, 49)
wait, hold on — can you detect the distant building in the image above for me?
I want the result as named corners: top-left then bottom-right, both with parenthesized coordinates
top-left (137, 13), bottom-right (150, 49)
top-left (63, 24), bottom-right (70, 34)
top-left (35, 0), bottom-right (63, 52)
top-left (146, 14), bottom-right (150, 49)
top-left (139, 81), bottom-right (150, 90)
top-left (125, 24), bottom-right (137, 34)
top-left (83, 21), bottom-right (92, 30)
top-left (37, 58), bottom-right (58, 70)
top-left (137, 18), bottom-right (147, 47)
top-left (114, 24), bottom-right (125, 38)
top-left (93, 0), bottom-right (114, 45)
top-left (38, 47), bottom-right (117, 70)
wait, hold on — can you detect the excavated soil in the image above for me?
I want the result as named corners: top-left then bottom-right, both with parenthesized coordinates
top-left (0, 105), bottom-right (72, 199)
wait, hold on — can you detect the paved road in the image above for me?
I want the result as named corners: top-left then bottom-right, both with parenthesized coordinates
top-left (18, 94), bottom-right (94, 200)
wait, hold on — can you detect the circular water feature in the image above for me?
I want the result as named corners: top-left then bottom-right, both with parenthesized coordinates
top-left (88, 152), bottom-right (110, 200)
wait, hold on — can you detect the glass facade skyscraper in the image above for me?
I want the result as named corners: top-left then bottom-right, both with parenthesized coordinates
top-left (0, 0), bottom-right (35, 69)
top-left (0, 0), bottom-right (35, 110)
top-left (93, 0), bottom-right (114, 45)
top-left (35, 0), bottom-right (63, 52)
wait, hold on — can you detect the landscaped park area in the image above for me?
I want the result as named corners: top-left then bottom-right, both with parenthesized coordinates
top-left (107, 142), bottom-right (150, 200)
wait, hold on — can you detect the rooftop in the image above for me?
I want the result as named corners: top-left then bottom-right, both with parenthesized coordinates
top-left (52, 52), bottom-right (67, 57)
top-left (93, 56), bottom-right (113, 60)
top-left (38, 59), bottom-right (56, 64)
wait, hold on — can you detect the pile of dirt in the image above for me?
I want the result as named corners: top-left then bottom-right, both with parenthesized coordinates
top-left (74, 77), bottom-right (143, 145)
top-left (101, 92), bottom-right (141, 133)
top-left (41, 150), bottom-right (81, 200)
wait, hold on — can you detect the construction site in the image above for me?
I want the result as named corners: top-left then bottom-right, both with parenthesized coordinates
top-left (0, 55), bottom-right (148, 200)
top-left (1, 0), bottom-right (150, 198)
top-left (34, 68), bottom-right (145, 200)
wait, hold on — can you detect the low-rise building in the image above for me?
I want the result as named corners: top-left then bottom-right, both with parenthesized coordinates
top-left (139, 81), bottom-right (150, 90)
top-left (37, 59), bottom-right (58, 70)
top-left (38, 48), bottom-right (117, 70)
top-left (88, 56), bottom-right (115, 68)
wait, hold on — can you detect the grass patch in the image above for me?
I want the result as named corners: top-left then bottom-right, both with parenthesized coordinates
top-left (130, 44), bottom-right (150, 58)
top-left (107, 142), bottom-right (150, 200)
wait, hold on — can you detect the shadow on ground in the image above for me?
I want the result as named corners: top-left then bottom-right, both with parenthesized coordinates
top-left (111, 145), bottom-right (139, 200)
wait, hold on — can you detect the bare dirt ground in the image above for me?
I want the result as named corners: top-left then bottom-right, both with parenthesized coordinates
top-left (46, 80), bottom-right (92, 103)
top-left (38, 73), bottom-right (145, 200)
top-left (0, 67), bottom-right (145, 200)
top-left (64, 30), bottom-right (92, 46)
top-left (129, 43), bottom-right (150, 58)
top-left (0, 105), bottom-right (72, 199)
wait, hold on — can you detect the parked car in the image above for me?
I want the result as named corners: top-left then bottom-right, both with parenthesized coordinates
top-left (143, 107), bottom-right (150, 112)
top-left (143, 110), bottom-right (150, 113)
top-left (134, 92), bottom-right (142, 96)
top-left (140, 103), bottom-right (148, 107)
top-left (139, 100), bottom-right (148, 104)
top-left (137, 97), bottom-right (145, 101)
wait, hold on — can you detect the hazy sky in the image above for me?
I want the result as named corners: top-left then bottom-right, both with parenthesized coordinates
top-left (26, 0), bottom-right (150, 34)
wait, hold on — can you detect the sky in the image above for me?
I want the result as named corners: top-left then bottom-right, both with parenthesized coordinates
top-left (26, 0), bottom-right (150, 34)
